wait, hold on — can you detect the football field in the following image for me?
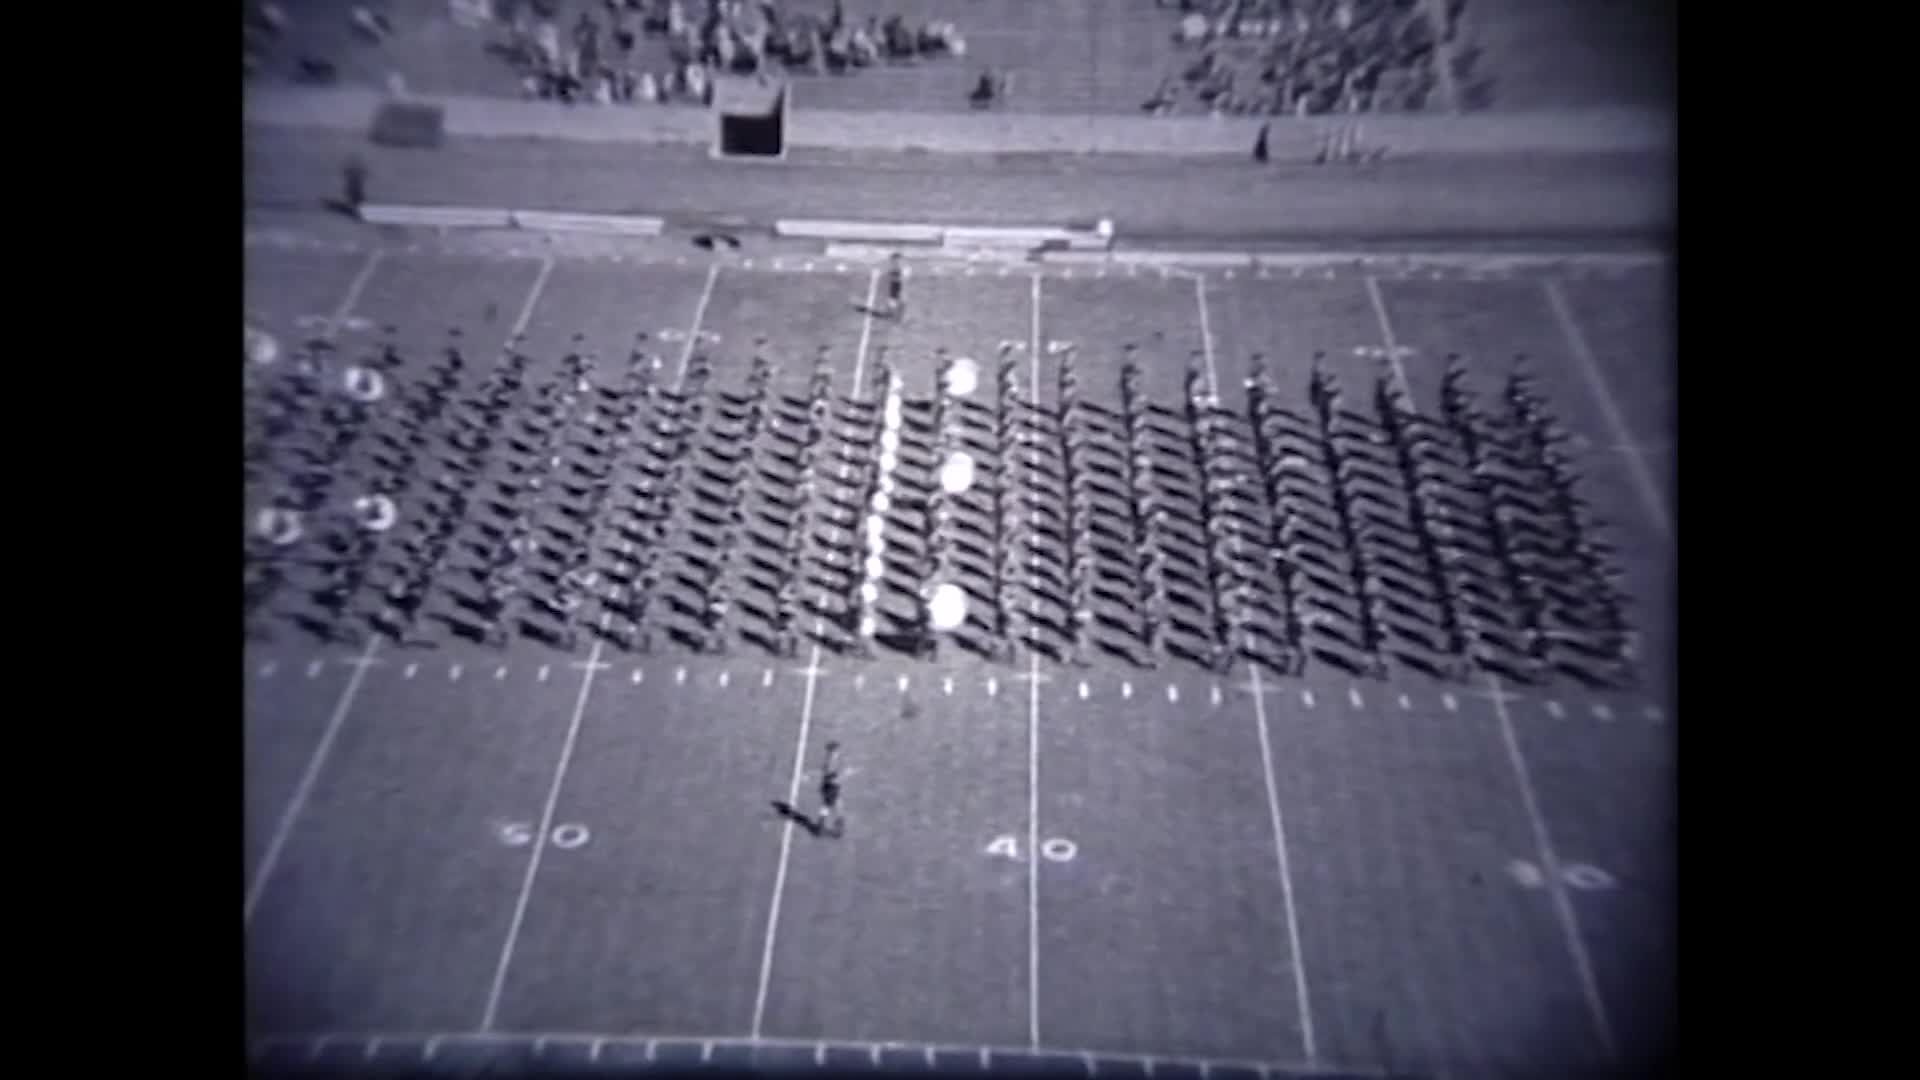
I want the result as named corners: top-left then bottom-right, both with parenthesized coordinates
top-left (245, 232), bottom-right (1673, 1079)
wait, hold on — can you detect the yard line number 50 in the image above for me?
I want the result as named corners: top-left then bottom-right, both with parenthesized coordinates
top-left (496, 822), bottom-right (591, 850)
top-left (1508, 858), bottom-right (1616, 891)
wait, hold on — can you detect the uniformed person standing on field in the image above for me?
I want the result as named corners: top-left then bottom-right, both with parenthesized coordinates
top-left (882, 253), bottom-right (907, 320)
top-left (818, 739), bottom-right (845, 836)
top-left (343, 155), bottom-right (367, 212)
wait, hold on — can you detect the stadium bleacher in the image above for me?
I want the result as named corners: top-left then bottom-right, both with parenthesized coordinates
top-left (245, 0), bottom-right (1489, 116)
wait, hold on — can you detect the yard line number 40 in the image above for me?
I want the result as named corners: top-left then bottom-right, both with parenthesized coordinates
top-left (985, 835), bottom-right (1077, 863)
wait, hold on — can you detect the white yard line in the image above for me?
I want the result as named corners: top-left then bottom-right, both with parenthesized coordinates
top-left (1362, 278), bottom-right (1415, 402)
top-left (1026, 271), bottom-right (1044, 1050)
top-left (1367, 277), bottom-right (1615, 1059)
top-left (329, 250), bottom-right (384, 333)
top-left (246, 640), bottom-right (380, 924)
top-left (1485, 675), bottom-right (1618, 1060)
top-left (480, 254), bottom-right (676, 1030)
top-left (851, 269), bottom-right (881, 393)
top-left (1193, 275), bottom-right (1221, 403)
top-left (514, 257), bottom-right (555, 340)
top-left (751, 646), bottom-right (825, 1038)
top-left (1543, 280), bottom-right (1672, 543)
top-left (480, 644), bottom-right (605, 1031)
top-left (678, 264), bottom-right (721, 383)
top-left (1248, 666), bottom-right (1318, 1064)
top-left (1194, 272), bottom-right (1250, 582)
top-left (753, 294), bottom-right (874, 1037)
top-left (244, 249), bottom-right (394, 925)
top-left (1024, 649), bottom-right (1042, 1052)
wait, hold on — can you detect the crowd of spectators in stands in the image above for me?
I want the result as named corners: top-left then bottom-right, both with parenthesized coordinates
top-left (491, 0), bottom-right (970, 106)
top-left (246, 2), bottom-right (400, 83)
top-left (247, 0), bottom-right (1484, 118)
top-left (246, 1), bottom-right (971, 106)
top-left (1145, 0), bottom-right (1481, 116)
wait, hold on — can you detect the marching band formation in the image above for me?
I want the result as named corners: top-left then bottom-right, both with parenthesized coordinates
top-left (244, 325), bottom-right (1637, 689)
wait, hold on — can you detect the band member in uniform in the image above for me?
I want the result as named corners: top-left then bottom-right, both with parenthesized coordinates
top-left (881, 253), bottom-right (907, 320)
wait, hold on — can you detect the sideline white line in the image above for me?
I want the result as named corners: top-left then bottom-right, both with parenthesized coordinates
top-left (1486, 675), bottom-right (1617, 1059)
top-left (1026, 271), bottom-right (1043, 1050)
top-left (1193, 275), bottom-right (1221, 403)
top-left (244, 249), bottom-right (392, 924)
top-left (245, 637), bottom-right (379, 924)
top-left (249, 1030), bottom-right (1375, 1079)
top-left (1249, 666), bottom-right (1318, 1063)
top-left (481, 640), bottom-right (605, 1031)
top-left (1543, 280), bottom-right (1672, 543)
top-left (1107, 251), bottom-right (1666, 272)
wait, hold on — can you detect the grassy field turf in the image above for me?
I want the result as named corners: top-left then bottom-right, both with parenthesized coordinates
top-left (244, 240), bottom-right (1673, 1076)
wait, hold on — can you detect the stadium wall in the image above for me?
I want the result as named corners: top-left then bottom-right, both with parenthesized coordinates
top-left (244, 89), bottom-right (1670, 160)
top-left (786, 106), bottom-right (1667, 157)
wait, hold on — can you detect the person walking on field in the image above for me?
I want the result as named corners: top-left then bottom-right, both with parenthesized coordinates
top-left (343, 156), bottom-right (367, 213)
top-left (881, 253), bottom-right (907, 321)
top-left (771, 738), bottom-right (849, 837)
top-left (816, 739), bottom-right (845, 836)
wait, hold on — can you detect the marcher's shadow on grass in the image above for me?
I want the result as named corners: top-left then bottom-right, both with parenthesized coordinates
top-left (770, 800), bottom-right (823, 836)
